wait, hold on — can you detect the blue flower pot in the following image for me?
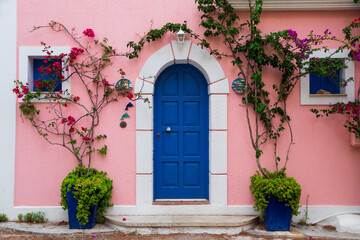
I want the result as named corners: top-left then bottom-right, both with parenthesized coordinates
top-left (67, 187), bottom-right (98, 229)
top-left (263, 197), bottom-right (292, 231)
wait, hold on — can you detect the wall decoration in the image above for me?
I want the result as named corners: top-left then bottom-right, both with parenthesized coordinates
top-left (121, 113), bottom-right (130, 120)
top-left (232, 78), bottom-right (246, 95)
top-left (116, 78), bottom-right (133, 94)
top-left (120, 121), bottom-right (127, 128)
top-left (125, 102), bottom-right (134, 111)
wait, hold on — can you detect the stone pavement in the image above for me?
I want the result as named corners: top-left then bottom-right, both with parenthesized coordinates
top-left (1, 221), bottom-right (360, 239)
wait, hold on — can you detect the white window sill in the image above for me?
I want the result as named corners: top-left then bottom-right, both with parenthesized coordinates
top-left (228, 0), bottom-right (360, 11)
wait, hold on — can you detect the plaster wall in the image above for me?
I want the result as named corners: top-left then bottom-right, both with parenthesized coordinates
top-left (14, 0), bottom-right (360, 211)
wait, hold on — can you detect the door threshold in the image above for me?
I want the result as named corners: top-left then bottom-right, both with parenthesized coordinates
top-left (153, 199), bottom-right (210, 205)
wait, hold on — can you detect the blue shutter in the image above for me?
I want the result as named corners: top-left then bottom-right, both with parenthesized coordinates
top-left (309, 70), bottom-right (340, 94)
top-left (33, 58), bottom-right (62, 92)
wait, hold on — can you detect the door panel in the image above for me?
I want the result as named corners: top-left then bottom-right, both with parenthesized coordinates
top-left (154, 64), bottom-right (209, 199)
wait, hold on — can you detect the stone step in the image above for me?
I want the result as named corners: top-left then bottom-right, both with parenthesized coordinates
top-left (105, 215), bottom-right (258, 228)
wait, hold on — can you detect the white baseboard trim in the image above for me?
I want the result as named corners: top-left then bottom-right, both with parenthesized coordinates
top-left (5, 205), bottom-right (360, 224)
top-left (294, 206), bottom-right (360, 224)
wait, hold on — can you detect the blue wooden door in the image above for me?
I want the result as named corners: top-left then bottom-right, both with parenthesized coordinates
top-left (154, 64), bottom-right (209, 199)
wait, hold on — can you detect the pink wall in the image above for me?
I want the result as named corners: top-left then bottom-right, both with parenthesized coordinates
top-left (16, 0), bottom-right (360, 207)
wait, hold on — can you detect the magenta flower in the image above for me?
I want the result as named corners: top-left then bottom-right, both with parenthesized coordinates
top-left (83, 28), bottom-right (95, 37)
top-left (70, 47), bottom-right (84, 60)
top-left (82, 137), bottom-right (91, 141)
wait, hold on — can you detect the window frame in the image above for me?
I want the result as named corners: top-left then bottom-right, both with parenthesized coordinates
top-left (228, 0), bottom-right (360, 11)
top-left (19, 46), bottom-right (71, 102)
top-left (300, 49), bottom-right (355, 105)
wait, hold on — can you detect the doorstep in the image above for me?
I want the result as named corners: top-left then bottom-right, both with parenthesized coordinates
top-left (104, 215), bottom-right (258, 234)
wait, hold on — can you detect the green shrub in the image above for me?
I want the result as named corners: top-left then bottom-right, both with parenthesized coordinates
top-left (250, 169), bottom-right (302, 220)
top-left (0, 213), bottom-right (8, 222)
top-left (60, 165), bottom-right (113, 225)
top-left (17, 212), bottom-right (47, 223)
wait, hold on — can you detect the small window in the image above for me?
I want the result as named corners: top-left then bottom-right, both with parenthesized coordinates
top-left (19, 46), bottom-right (71, 102)
top-left (300, 50), bottom-right (355, 105)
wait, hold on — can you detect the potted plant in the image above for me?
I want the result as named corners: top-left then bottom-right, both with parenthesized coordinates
top-left (250, 169), bottom-right (301, 230)
top-left (60, 166), bottom-right (113, 229)
top-left (13, 22), bottom-right (141, 229)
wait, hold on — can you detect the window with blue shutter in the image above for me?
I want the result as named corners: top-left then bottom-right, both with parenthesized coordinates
top-left (309, 70), bottom-right (341, 94)
top-left (33, 58), bottom-right (63, 92)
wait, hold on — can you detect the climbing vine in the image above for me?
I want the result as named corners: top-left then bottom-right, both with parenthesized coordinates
top-left (126, 0), bottom-right (351, 178)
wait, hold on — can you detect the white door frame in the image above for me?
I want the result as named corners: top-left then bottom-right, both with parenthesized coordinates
top-left (135, 40), bottom-right (229, 213)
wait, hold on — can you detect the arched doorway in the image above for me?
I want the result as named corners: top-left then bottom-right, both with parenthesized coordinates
top-left (135, 40), bottom-right (229, 210)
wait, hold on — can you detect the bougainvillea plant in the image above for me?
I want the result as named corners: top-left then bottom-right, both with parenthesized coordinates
top-left (13, 21), bottom-right (137, 173)
top-left (127, 0), bottom-right (351, 176)
top-left (13, 21), bottom-right (145, 225)
top-left (125, 0), bottom-right (357, 218)
top-left (311, 18), bottom-right (360, 138)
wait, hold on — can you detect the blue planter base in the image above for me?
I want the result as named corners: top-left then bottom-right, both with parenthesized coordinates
top-left (67, 188), bottom-right (98, 229)
top-left (263, 197), bottom-right (292, 231)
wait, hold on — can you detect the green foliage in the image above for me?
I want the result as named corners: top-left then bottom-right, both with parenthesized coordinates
top-left (60, 165), bottom-right (113, 225)
top-left (250, 169), bottom-right (302, 220)
top-left (299, 195), bottom-right (310, 226)
top-left (97, 145), bottom-right (107, 155)
top-left (311, 101), bottom-right (360, 138)
top-left (311, 20), bottom-right (360, 137)
top-left (0, 213), bottom-right (8, 222)
top-left (17, 212), bottom-right (47, 223)
top-left (125, 0), bottom-right (350, 178)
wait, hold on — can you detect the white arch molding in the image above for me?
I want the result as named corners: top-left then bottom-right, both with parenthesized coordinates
top-left (135, 40), bottom-right (229, 212)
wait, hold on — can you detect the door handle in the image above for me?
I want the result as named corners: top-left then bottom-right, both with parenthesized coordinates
top-left (156, 133), bottom-right (160, 137)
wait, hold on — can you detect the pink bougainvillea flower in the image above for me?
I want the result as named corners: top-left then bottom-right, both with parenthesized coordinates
top-left (83, 28), bottom-right (95, 38)
top-left (102, 79), bottom-right (110, 87)
top-left (127, 92), bottom-right (134, 100)
top-left (73, 96), bottom-right (80, 102)
top-left (34, 80), bottom-right (41, 88)
top-left (53, 61), bottom-right (61, 68)
top-left (82, 137), bottom-right (91, 141)
top-left (70, 47), bottom-right (84, 60)
top-left (123, 218), bottom-right (126, 221)
top-left (67, 116), bottom-right (76, 126)
top-left (17, 93), bottom-right (23, 98)
top-left (13, 86), bottom-right (19, 94)
top-left (22, 86), bottom-right (29, 94)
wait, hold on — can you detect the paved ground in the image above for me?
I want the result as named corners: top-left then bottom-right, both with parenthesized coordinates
top-left (1, 221), bottom-right (360, 240)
